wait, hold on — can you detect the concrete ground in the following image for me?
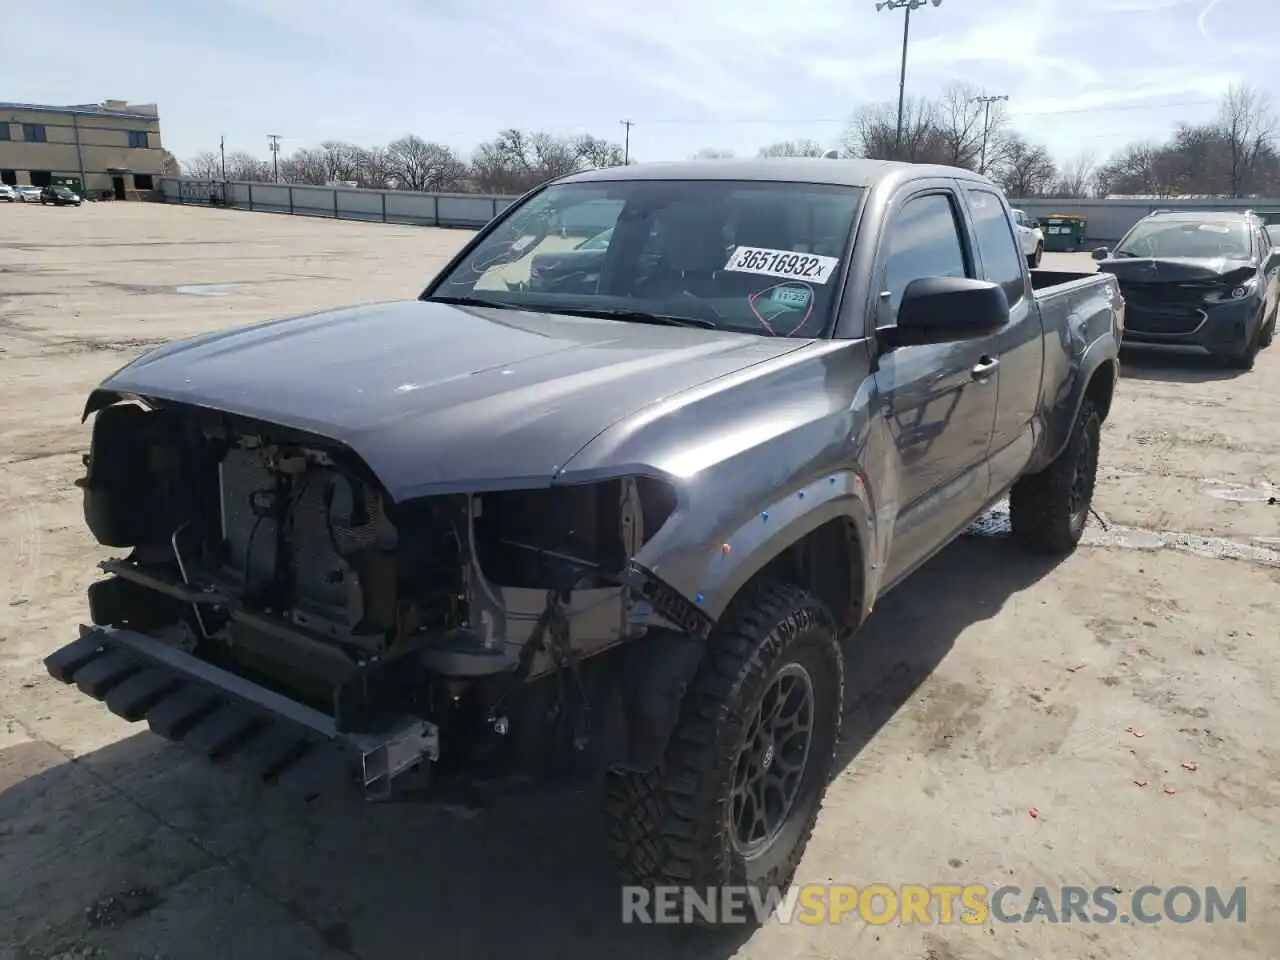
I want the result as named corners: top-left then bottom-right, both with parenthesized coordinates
top-left (1, 202), bottom-right (1277, 960)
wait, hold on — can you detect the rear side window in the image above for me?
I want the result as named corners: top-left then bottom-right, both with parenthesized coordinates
top-left (964, 187), bottom-right (1026, 307)
top-left (881, 193), bottom-right (969, 322)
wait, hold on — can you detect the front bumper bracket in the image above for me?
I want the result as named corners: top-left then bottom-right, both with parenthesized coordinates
top-left (44, 625), bottom-right (439, 802)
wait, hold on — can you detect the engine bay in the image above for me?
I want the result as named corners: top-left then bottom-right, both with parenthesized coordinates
top-left (75, 397), bottom-right (696, 788)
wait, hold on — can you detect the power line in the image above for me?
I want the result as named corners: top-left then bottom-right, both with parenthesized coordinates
top-left (607, 98), bottom-right (1220, 127)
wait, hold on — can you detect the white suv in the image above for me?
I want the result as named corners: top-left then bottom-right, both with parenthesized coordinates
top-left (0, 184), bottom-right (14, 202)
top-left (1012, 208), bottom-right (1045, 268)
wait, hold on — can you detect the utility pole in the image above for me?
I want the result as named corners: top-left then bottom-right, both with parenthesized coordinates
top-left (874, 0), bottom-right (943, 160)
top-left (971, 94), bottom-right (1009, 175)
top-left (620, 120), bottom-right (633, 164)
top-left (267, 134), bottom-right (281, 183)
top-left (219, 135), bottom-right (226, 181)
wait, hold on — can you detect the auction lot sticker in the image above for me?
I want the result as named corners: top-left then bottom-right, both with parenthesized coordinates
top-left (724, 246), bottom-right (840, 284)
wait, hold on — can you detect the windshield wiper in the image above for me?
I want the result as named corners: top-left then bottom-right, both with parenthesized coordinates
top-left (1110, 250), bottom-right (1139, 258)
top-left (422, 294), bottom-right (524, 310)
top-left (545, 307), bottom-right (718, 330)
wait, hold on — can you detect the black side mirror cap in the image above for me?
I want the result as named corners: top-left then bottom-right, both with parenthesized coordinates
top-left (878, 276), bottom-right (1010, 348)
top-left (1092, 247), bottom-right (1110, 261)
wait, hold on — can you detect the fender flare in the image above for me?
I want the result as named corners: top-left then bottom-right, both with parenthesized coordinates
top-left (1033, 341), bottom-right (1118, 474)
top-left (688, 469), bottom-right (876, 624)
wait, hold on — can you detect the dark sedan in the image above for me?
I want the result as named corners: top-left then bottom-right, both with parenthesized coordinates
top-left (1093, 210), bottom-right (1278, 369)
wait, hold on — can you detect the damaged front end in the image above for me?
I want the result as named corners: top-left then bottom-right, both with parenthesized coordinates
top-left (47, 395), bottom-right (711, 803)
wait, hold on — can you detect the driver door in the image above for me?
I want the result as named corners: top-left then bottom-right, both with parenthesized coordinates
top-left (872, 186), bottom-right (1000, 584)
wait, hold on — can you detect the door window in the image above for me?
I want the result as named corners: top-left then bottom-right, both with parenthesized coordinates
top-left (964, 187), bottom-right (1026, 307)
top-left (881, 193), bottom-right (969, 322)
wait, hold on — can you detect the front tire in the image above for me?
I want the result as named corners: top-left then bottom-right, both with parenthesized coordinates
top-left (1028, 243), bottom-right (1043, 269)
top-left (1227, 321), bottom-right (1262, 370)
top-left (1009, 398), bottom-right (1101, 554)
top-left (1259, 303), bottom-right (1276, 348)
top-left (605, 581), bottom-right (844, 922)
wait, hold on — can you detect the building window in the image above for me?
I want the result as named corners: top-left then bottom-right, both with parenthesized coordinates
top-left (0, 125), bottom-right (10, 141)
top-left (127, 130), bottom-right (149, 148)
top-left (0, 170), bottom-right (16, 186)
top-left (133, 173), bottom-right (154, 191)
top-left (23, 124), bottom-right (47, 142)
top-left (29, 171), bottom-right (52, 187)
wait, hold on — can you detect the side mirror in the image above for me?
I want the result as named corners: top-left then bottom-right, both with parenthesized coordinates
top-left (879, 276), bottom-right (1010, 348)
top-left (1092, 246), bottom-right (1110, 261)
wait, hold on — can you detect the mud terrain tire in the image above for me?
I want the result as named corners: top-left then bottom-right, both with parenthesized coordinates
top-left (1009, 397), bottom-right (1101, 554)
top-left (604, 581), bottom-right (844, 922)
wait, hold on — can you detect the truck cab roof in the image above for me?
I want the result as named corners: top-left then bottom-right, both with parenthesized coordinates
top-left (557, 157), bottom-right (1001, 191)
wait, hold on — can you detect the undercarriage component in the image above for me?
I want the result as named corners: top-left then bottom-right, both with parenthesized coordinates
top-left (44, 626), bottom-right (440, 801)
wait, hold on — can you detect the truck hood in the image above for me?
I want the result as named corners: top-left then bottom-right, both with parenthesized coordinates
top-left (1097, 256), bottom-right (1256, 284)
top-left (90, 299), bottom-right (808, 500)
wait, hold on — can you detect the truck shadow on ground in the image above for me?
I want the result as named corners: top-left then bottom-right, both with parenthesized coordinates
top-left (1, 535), bottom-right (1060, 960)
top-left (1118, 347), bottom-right (1248, 383)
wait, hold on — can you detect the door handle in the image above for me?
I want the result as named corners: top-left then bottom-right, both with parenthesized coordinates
top-left (971, 356), bottom-right (999, 380)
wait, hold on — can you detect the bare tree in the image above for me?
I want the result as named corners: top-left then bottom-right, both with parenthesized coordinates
top-left (1049, 152), bottom-right (1097, 197)
top-left (690, 147), bottom-right (735, 159)
top-left (992, 134), bottom-right (1057, 197)
top-left (841, 98), bottom-right (945, 163)
top-left (279, 147), bottom-right (328, 185)
top-left (1094, 142), bottom-right (1166, 197)
top-left (471, 129), bottom-right (590, 193)
top-left (387, 135), bottom-right (468, 192)
top-left (757, 139), bottom-right (827, 158)
top-left (1217, 82), bottom-right (1277, 196)
top-left (159, 149), bottom-right (181, 177)
top-left (183, 151), bottom-right (222, 180)
top-left (935, 83), bottom-right (1005, 170)
top-left (319, 140), bottom-right (362, 183)
top-left (225, 151), bottom-right (271, 182)
top-left (573, 134), bottom-right (626, 169)
top-left (356, 146), bottom-right (394, 189)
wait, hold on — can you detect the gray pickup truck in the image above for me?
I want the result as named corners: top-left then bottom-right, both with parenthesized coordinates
top-left (46, 158), bottom-right (1122, 914)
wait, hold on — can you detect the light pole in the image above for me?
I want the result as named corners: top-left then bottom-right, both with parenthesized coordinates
top-left (971, 94), bottom-right (1009, 175)
top-left (874, 0), bottom-right (943, 160)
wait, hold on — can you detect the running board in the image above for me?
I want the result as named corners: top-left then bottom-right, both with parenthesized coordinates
top-left (44, 626), bottom-right (439, 801)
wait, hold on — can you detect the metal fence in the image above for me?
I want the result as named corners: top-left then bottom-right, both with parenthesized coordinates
top-left (160, 177), bottom-right (518, 229)
top-left (161, 177), bottom-right (1280, 242)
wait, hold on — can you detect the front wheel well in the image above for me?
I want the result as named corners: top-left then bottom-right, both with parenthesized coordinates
top-left (755, 518), bottom-right (864, 633)
top-left (1085, 359), bottom-right (1118, 423)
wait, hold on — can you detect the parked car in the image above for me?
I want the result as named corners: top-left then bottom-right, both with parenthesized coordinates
top-left (1011, 207), bottom-right (1045, 267)
top-left (40, 184), bottom-right (82, 206)
top-left (1093, 209), bottom-right (1278, 369)
top-left (0, 184), bottom-right (14, 202)
top-left (46, 158), bottom-right (1122, 917)
top-left (13, 186), bottom-right (42, 203)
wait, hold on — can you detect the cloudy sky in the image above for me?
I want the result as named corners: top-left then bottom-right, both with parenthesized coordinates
top-left (2, 0), bottom-right (1274, 168)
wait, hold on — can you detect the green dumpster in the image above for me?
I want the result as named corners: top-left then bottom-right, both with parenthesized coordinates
top-left (1041, 213), bottom-right (1088, 252)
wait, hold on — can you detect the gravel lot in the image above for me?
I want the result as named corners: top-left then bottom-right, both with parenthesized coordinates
top-left (1, 202), bottom-right (1277, 960)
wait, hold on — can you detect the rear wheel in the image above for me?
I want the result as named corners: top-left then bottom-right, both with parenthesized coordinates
top-left (604, 581), bottom-right (844, 924)
top-left (1028, 242), bottom-right (1043, 268)
top-left (1009, 398), bottom-right (1101, 554)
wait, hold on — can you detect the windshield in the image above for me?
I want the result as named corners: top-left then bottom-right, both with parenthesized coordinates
top-left (427, 179), bottom-right (865, 337)
top-left (1114, 219), bottom-right (1252, 260)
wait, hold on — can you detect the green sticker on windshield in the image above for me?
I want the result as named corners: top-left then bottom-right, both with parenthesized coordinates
top-left (770, 284), bottom-right (811, 309)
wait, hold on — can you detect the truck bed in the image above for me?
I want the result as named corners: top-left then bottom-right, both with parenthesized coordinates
top-left (1030, 269), bottom-right (1100, 293)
